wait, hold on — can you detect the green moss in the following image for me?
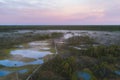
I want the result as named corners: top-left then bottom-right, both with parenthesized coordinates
top-left (50, 48), bottom-right (56, 53)
top-left (71, 72), bottom-right (78, 80)
top-left (4, 64), bottom-right (40, 71)
top-left (3, 48), bottom-right (16, 54)
top-left (0, 48), bottom-right (15, 59)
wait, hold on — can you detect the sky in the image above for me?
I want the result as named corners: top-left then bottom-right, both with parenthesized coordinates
top-left (0, 0), bottom-right (120, 25)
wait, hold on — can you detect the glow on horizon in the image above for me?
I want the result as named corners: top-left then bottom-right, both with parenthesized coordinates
top-left (0, 0), bottom-right (120, 25)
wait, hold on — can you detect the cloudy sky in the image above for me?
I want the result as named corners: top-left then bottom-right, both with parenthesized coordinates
top-left (0, 0), bottom-right (120, 25)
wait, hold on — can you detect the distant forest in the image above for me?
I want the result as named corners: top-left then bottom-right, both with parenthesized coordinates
top-left (0, 25), bottom-right (120, 31)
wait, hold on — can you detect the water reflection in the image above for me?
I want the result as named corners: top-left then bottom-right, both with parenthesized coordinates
top-left (78, 72), bottom-right (91, 80)
top-left (0, 59), bottom-right (43, 67)
top-left (0, 69), bottom-right (28, 77)
top-left (0, 40), bottom-right (52, 77)
top-left (0, 70), bottom-right (11, 77)
top-left (115, 71), bottom-right (120, 75)
top-left (18, 69), bottom-right (28, 74)
top-left (11, 49), bottom-right (52, 59)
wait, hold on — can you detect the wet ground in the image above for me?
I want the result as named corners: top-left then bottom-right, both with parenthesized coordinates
top-left (0, 40), bottom-right (53, 79)
top-left (0, 30), bottom-right (120, 80)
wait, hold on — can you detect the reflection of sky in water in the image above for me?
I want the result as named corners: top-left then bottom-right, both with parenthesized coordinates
top-left (40, 48), bottom-right (50, 50)
top-left (29, 42), bottom-right (49, 46)
top-left (18, 69), bottom-right (28, 74)
top-left (0, 69), bottom-right (28, 77)
top-left (78, 72), bottom-right (91, 80)
top-left (115, 71), bottom-right (120, 75)
top-left (0, 41), bottom-right (52, 76)
top-left (0, 59), bottom-right (43, 67)
top-left (63, 31), bottom-right (120, 45)
top-left (64, 34), bottom-right (73, 39)
top-left (10, 49), bottom-right (52, 59)
top-left (0, 70), bottom-right (11, 77)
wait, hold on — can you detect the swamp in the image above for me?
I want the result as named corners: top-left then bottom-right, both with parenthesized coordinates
top-left (0, 26), bottom-right (120, 80)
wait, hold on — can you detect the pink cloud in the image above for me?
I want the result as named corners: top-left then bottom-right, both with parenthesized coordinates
top-left (0, 0), bottom-right (120, 25)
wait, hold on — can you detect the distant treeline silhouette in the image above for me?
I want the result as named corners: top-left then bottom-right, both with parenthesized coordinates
top-left (0, 25), bottom-right (120, 31)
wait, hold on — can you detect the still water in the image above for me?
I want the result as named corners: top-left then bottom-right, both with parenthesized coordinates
top-left (0, 41), bottom-right (53, 77)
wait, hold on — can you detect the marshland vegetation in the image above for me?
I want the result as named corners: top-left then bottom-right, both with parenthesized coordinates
top-left (0, 26), bottom-right (120, 80)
